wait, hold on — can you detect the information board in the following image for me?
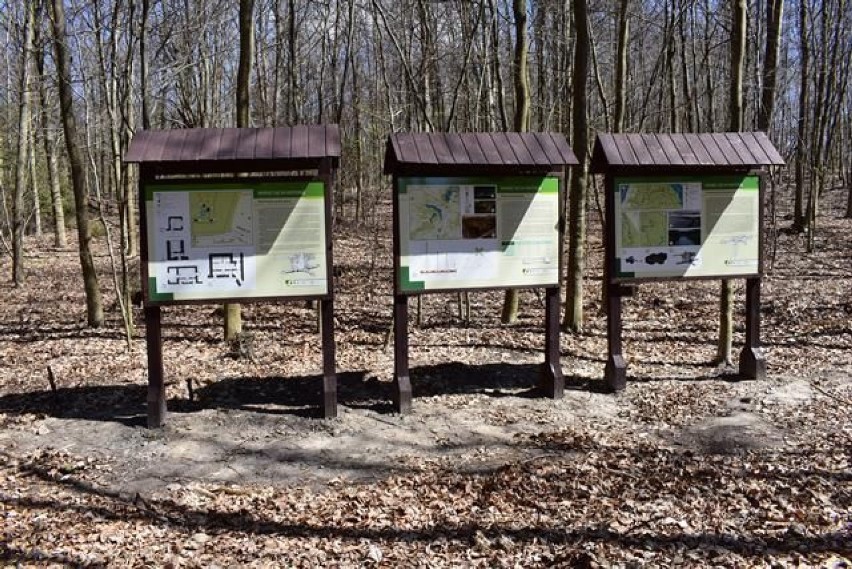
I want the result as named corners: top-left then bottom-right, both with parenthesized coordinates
top-left (145, 179), bottom-right (328, 302)
top-left (614, 175), bottom-right (760, 280)
top-left (397, 176), bottom-right (560, 292)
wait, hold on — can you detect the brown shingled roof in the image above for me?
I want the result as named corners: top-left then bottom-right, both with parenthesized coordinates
top-left (125, 125), bottom-right (341, 165)
top-left (384, 132), bottom-right (577, 174)
top-left (590, 132), bottom-right (784, 172)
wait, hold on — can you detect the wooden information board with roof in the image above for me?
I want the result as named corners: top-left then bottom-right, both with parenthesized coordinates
top-left (125, 125), bottom-right (341, 426)
top-left (383, 132), bottom-right (578, 413)
top-left (590, 132), bottom-right (784, 391)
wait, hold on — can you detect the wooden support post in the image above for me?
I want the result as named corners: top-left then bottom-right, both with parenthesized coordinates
top-left (605, 283), bottom-right (627, 392)
top-left (319, 156), bottom-right (338, 417)
top-left (393, 294), bottom-right (412, 413)
top-left (739, 276), bottom-right (766, 379)
top-left (320, 298), bottom-right (337, 418)
top-left (541, 286), bottom-right (564, 398)
top-left (603, 172), bottom-right (627, 392)
top-left (145, 305), bottom-right (166, 428)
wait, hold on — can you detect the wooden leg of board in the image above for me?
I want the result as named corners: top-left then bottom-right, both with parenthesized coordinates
top-left (393, 295), bottom-right (412, 414)
top-left (541, 287), bottom-right (564, 398)
top-left (605, 284), bottom-right (627, 392)
top-left (739, 277), bottom-right (766, 380)
top-left (320, 298), bottom-right (337, 418)
top-left (145, 305), bottom-right (166, 428)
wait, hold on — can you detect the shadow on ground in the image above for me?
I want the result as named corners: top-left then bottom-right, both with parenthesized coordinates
top-left (0, 362), bottom-right (589, 425)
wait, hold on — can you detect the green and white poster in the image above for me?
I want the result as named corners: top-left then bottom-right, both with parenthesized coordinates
top-left (397, 176), bottom-right (560, 292)
top-left (614, 175), bottom-right (760, 279)
top-left (145, 180), bottom-right (327, 302)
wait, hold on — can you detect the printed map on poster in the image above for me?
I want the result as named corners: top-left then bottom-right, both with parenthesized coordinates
top-left (409, 186), bottom-right (462, 240)
top-left (614, 175), bottom-right (760, 280)
top-left (145, 180), bottom-right (328, 302)
top-left (398, 176), bottom-right (560, 292)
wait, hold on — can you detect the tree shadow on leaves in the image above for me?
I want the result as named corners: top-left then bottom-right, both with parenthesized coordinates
top-left (0, 384), bottom-right (149, 427)
top-left (0, 371), bottom-right (394, 425)
top-left (193, 371), bottom-right (393, 416)
top-left (4, 441), bottom-right (849, 563)
top-left (408, 361), bottom-right (589, 399)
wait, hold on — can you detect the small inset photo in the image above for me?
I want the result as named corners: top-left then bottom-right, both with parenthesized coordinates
top-left (668, 211), bottom-right (701, 229)
top-left (462, 215), bottom-right (497, 239)
top-left (473, 186), bottom-right (497, 200)
top-left (669, 229), bottom-right (701, 246)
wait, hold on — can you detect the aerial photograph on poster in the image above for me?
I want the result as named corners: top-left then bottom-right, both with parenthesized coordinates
top-left (398, 177), bottom-right (560, 291)
top-left (614, 176), bottom-right (760, 280)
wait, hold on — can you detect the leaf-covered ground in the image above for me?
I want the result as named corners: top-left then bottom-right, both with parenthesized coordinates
top-left (0, 187), bottom-right (850, 566)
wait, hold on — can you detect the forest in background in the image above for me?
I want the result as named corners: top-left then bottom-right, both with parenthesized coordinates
top-left (1, 2), bottom-right (851, 564)
top-left (0, 0), bottom-right (851, 331)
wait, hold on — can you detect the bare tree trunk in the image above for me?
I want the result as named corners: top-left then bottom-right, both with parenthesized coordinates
top-left (758, 0), bottom-right (785, 132)
top-left (501, 0), bottom-right (531, 325)
top-left (678, 0), bottom-right (695, 132)
top-left (12, 0), bottom-right (36, 285)
top-left (847, 96), bottom-right (852, 218)
top-left (563, 0), bottom-right (590, 333)
top-left (716, 0), bottom-right (747, 366)
top-left (287, 0), bottom-right (300, 124)
top-left (614, 0), bottom-right (630, 133)
top-left (225, 0), bottom-right (255, 342)
top-left (488, 0), bottom-right (509, 132)
top-left (703, 0), bottom-right (717, 130)
top-left (793, 0), bottom-right (809, 232)
top-left (49, 0), bottom-right (103, 327)
top-left (140, 0), bottom-right (151, 129)
top-left (35, 39), bottom-right (67, 248)
top-left (664, 0), bottom-right (679, 131)
top-left (29, 127), bottom-right (41, 236)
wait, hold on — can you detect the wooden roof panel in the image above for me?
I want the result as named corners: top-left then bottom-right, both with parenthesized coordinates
top-left (125, 125), bottom-right (341, 165)
top-left (641, 134), bottom-right (668, 164)
top-left (476, 132), bottom-right (503, 163)
top-left (124, 130), bottom-right (150, 162)
top-left (384, 131), bottom-right (576, 172)
top-left (617, 135), bottom-right (640, 165)
top-left (290, 124), bottom-right (309, 159)
top-left (739, 131), bottom-right (770, 164)
top-left (683, 133), bottom-right (714, 165)
top-left (696, 132), bottom-right (728, 165)
top-left (506, 132), bottom-right (534, 164)
top-left (536, 133), bottom-right (564, 165)
top-left (520, 133), bottom-right (552, 166)
top-left (550, 133), bottom-right (579, 165)
top-left (412, 133), bottom-right (438, 164)
top-left (591, 132), bottom-right (783, 172)
top-left (272, 126), bottom-right (292, 158)
top-left (627, 135), bottom-right (654, 165)
top-left (727, 132), bottom-right (756, 164)
top-left (752, 131), bottom-right (785, 164)
top-left (460, 133), bottom-right (487, 164)
top-left (429, 134), bottom-right (455, 164)
top-left (596, 134), bottom-right (624, 166)
top-left (325, 125), bottom-right (342, 161)
top-left (445, 134), bottom-right (470, 164)
top-left (177, 129), bottom-right (202, 161)
top-left (215, 128), bottom-right (240, 160)
top-left (669, 133), bottom-right (695, 163)
top-left (654, 134), bottom-right (685, 166)
top-left (394, 133), bottom-right (421, 164)
top-left (491, 133), bottom-right (521, 165)
top-left (254, 127), bottom-right (275, 159)
top-left (234, 128), bottom-right (257, 159)
top-left (712, 133), bottom-right (743, 164)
